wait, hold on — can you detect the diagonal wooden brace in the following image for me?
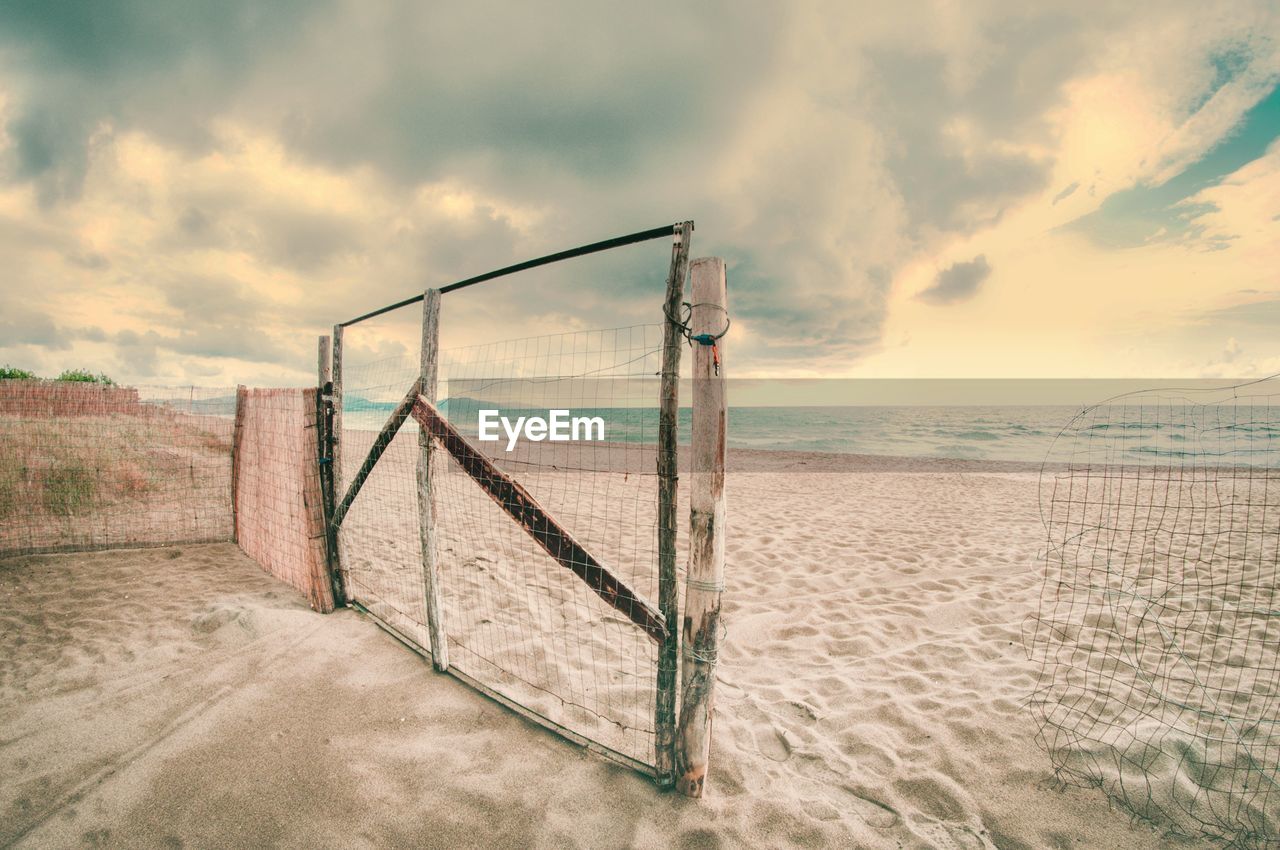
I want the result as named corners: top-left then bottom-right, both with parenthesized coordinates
top-left (411, 395), bottom-right (668, 645)
top-left (331, 377), bottom-right (423, 531)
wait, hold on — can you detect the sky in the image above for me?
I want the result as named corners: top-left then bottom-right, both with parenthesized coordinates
top-left (0, 1), bottom-right (1277, 387)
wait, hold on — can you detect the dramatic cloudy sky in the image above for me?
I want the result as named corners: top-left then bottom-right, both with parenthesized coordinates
top-left (0, 1), bottom-right (1277, 385)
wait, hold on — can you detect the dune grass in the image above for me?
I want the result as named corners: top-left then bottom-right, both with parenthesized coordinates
top-left (0, 413), bottom-right (232, 524)
top-left (40, 461), bottom-right (98, 516)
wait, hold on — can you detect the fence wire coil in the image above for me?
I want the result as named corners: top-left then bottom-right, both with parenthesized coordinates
top-left (1027, 377), bottom-right (1280, 846)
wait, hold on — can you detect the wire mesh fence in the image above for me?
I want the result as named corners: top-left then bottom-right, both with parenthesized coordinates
top-left (337, 322), bottom-right (682, 770)
top-left (0, 381), bottom-right (235, 556)
top-left (1027, 378), bottom-right (1280, 846)
top-left (334, 347), bottom-right (430, 649)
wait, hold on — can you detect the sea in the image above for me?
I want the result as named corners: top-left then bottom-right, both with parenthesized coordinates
top-left (340, 400), bottom-right (1270, 465)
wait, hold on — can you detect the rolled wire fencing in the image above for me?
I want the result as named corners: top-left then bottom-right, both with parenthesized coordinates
top-left (1027, 378), bottom-right (1280, 846)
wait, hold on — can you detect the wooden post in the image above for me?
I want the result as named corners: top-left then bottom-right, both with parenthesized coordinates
top-left (318, 335), bottom-right (332, 387)
top-left (330, 324), bottom-right (347, 603)
top-left (655, 221), bottom-right (692, 786)
top-left (417, 289), bottom-right (449, 672)
top-left (301, 386), bottom-right (336, 613)
top-left (316, 334), bottom-right (343, 606)
top-left (230, 385), bottom-right (248, 545)
top-left (676, 257), bottom-right (727, 798)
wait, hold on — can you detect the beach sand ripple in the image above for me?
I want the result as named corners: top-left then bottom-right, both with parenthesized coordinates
top-left (0, 465), bottom-right (1196, 848)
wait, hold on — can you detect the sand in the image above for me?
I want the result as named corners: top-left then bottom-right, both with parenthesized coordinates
top-left (0, 462), bottom-right (1205, 848)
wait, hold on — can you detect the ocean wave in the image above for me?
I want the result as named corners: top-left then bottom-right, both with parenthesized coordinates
top-left (955, 430), bottom-right (1001, 441)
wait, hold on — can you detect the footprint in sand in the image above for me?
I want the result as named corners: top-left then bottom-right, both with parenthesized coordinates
top-left (716, 676), bottom-right (745, 701)
top-left (841, 786), bottom-right (900, 830)
top-left (911, 819), bottom-right (994, 850)
top-left (736, 698), bottom-right (796, 762)
top-left (192, 607), bottom-right (238, 635)
top-left (757, 721), bottom-right (794, 762)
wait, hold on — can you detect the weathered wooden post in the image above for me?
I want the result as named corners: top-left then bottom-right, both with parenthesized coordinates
top-left (417, 289), bottom-right (449, 671)
top-left (317, 334), bottom-right (344, 606)
top-left (656, 221), bottom-right (693, 787)
top-left (301, 386), bottom-right (336, 613)
top-left (318, 335), bottom-right (332, 387)
top-left (330, 324), bottom-right (348, 603)
top-left (676, 257), bottom-right (728, 798)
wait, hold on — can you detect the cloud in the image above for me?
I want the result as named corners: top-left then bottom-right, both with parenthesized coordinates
top-left (0, 2), bottom-right (1276, 383)
top-left (64, 249), bottom-right (109, 269)
top-left (268, 2), bottom-right (783, 190)
top-left (0, 2), bottom-right (320, 205)
top-left (0, 309), bottom-right (71, 349)
top-left (1052, 182), bottom-right (1080, 204)
top-left (1195, 296), bottom-right (1280, 327)
top-left (112, 328), bottom-right (162, 374)
top-left (163, 277), bottom-right (267, 325)
top-left (917, 255), bottom-right (992, 305)
top-left (1065, 82), bottom-right (1280, 249)
top-left (6, 103), bottom-right (93, 206)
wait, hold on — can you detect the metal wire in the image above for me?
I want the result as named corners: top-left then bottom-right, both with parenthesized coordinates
top-left (0, 381), bottom-right (234, 556)
top-left (336, 319), bottom-right (681, 769)
top-left (1026, 378), bottom-right (1280, 846)
top-left (340, 223), bottom-right (686, 327)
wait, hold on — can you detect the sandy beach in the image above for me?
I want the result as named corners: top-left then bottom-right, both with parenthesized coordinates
top-left (0, 455), bottom-right (1201, 849)
top-left (3, 1), bottom-right (1275, 845)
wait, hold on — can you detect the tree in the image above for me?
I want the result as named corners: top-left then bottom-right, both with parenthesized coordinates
top-left (0, 365), bottom-right (36, 380)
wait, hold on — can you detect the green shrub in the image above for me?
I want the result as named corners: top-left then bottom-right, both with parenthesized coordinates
top-left (43, 462), bottom-right (97, 516)
top-left (56, 368), bottom-right (116, 385)
top-left (0, 365), bottom-right (36, 380)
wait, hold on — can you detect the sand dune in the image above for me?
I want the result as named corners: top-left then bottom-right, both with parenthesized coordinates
top-left (0, 465), bottom-right (1200, 848)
